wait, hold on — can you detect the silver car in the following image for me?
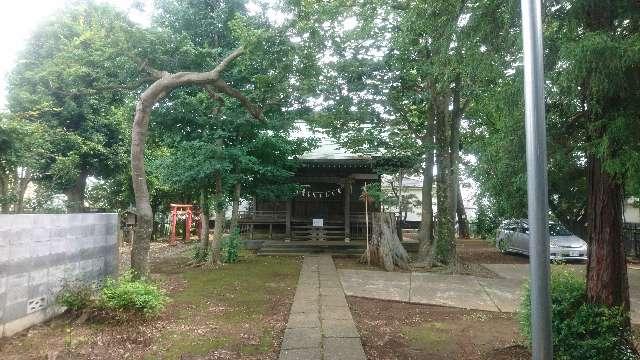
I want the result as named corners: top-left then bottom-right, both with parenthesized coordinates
top-left (496, 219), bottom-right (588, 261)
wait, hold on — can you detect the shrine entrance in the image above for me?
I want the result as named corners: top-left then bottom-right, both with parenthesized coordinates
top-left (169, 204), bottom-right (202, 245)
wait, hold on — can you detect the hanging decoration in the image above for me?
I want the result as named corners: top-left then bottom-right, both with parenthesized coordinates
top-left (296, 184), bottom-right (344, 199)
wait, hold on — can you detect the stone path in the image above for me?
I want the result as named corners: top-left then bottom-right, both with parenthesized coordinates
top-left (339, 264), bottom-right (640, 323)
top-left (279, 255), bottom-right (366, 360)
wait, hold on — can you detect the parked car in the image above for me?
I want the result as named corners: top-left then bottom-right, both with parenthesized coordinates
top-left (496, 219), bottom-right (588, 261)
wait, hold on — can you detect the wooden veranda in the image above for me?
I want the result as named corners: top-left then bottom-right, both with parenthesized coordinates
top-left (239, 157), bottom-right (380, 242)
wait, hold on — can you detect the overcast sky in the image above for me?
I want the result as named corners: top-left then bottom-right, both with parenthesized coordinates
top-left (0, 0), bottom-right (152, 110)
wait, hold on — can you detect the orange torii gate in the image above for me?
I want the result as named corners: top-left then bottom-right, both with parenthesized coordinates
top-left (169, 204), bottom-right (202, 245)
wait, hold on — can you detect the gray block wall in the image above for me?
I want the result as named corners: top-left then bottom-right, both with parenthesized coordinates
top-left (0, 213), bottom-right (118, 337)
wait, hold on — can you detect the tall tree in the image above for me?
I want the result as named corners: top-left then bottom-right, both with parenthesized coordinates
top-left (129, 1), bottom-right (309, 274)
top-left (287, 0), bottom-right (504, 268)
top-left (6, 2), bottom-right (143, 212)
top-left (549, 0), bottom-right (640, 310)
top-left (0, 114), bottom-right (49, 213)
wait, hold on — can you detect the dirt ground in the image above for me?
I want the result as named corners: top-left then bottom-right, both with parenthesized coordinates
top-left (0, 243), bottom-right (302, 360)
top-left (456, 238), bottom-right (529, 265)
top-left (348, 296), bottom-right (529, 360)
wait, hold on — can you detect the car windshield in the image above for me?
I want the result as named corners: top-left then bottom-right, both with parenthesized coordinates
top-left (549, 223), bottom-right (573, 236)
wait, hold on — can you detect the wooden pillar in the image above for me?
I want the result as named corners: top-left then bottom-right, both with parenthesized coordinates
top-left (344, 178), bottom-right (351, 242)
top-left (285, 200), bottom-right (292, 242)
top-left (269, 223), bottom-right (273, 240)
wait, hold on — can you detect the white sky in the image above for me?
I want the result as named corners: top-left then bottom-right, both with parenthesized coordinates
top-left (0, 0), bottom-right (152, 110)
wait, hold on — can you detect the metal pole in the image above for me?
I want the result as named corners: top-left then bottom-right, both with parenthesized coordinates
top-left (520, 0), bottom-right (552, 359)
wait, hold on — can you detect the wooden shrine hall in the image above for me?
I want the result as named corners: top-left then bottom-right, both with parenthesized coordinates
top-left (239, 146), bottom-right (380, 242)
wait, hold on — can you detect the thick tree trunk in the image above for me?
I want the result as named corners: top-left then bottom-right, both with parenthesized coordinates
top-left (64, 171), bottom-right (88, 213)
top-left (129, 46), bottom-right (262, 276)
top-left (586, 155), bottom-right (629, 311)
top-left (582, 0), bottom-right (630, 314)
top-left (209, 175), bottom-right (225, 265)
top-left (362, 212), bottom-right (410, 271)
top-left (433, 94), bottom-right (456, 268)
top-left (199, 189), bottom-right (210, 250)
top-left (456, 185), bottom-right (469, 238)
top-left (229, 182), bottom-right (241, 233)
top-left (417, 149), bottom-right (434, 262)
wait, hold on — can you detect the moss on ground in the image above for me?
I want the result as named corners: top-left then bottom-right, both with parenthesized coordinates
top-left (402, 322), bottom-right (457, 353)
top-left (150, 251), bottom-right (301, 359)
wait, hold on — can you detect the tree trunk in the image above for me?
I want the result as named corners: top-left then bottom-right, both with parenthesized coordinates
top-left (397, 171), bottom-right (404, 241)
top-left (229, 182), bottom-right (241, 233)
top-left (433, 94), bottom-right (456, 268)
top-left (14, 169), bottom-right (31, 214)
top-left (129, 46), bottom-right (262, 276)
top-left (65, 171), bottom-right (88, 213)
top-left (585, 155), bottom-right (629, 311)
top-left (362, 212), bottom-right (410, 271)
top-left (417, 148), bottom-right (435, 262)
top-left (0, 173), bottom-right (9, 213)
top-left (448, 76), bottom-right (462, 239)
top-left (199, 188), bottom-right (210, 250)
top-left (582, 0), bottom-right (630, 314)
top-left (456, 185), bottom-right (469, 238)
top-left (209, 175), bottom-right (225, 265)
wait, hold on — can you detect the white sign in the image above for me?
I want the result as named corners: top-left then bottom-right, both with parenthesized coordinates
top-left (312, 218), bottom-right (324, 227)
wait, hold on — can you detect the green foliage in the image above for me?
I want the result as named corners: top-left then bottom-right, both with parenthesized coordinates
top-left (99, 272), bottom-right (168, 316)
top-left (473, 202), bottom-right (500, 240)
top-left (191, 245), bottom-right (210, 263)
top-left (519, 269), bottom-right (636, 360)
top-left (6, 2), bottom-right (144, 210)
top-left (56, 282), bottom-right (94, 312)
top-left (221, 230), bottom-right (240, 264)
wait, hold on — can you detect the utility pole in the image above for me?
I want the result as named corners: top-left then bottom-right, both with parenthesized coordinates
top-left (521, 0), bottom-right (553, 359)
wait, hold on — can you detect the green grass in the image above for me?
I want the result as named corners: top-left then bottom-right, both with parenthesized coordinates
top-left (150, 251), bottom-right (301, 359)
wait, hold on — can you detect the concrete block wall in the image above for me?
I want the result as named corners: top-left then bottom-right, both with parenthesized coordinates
top-left (0, 213), bottom-right (118, 337)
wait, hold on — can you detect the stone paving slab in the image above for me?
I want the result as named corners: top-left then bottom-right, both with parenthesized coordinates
top-left (410, 273), bottom-right (497, 311)
top-left (280, 255), bottom-right (366, 360)
top-left (323, 338), bottom-right (367, 360)
top-left (477, 277), bottom-right (524, 313)
top-left (339, 269), bottom-right (410, 301)
top-left (338, 265), bottom-right (640, 323)
top-left (287, 312), bottom-right (320, 329)
top-left (282, 328), bottom-right (322, 349)
top-left (280, 348), bottom-right (322, 360)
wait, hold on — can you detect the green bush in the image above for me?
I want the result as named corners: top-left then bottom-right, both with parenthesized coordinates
top-left (57, 282), bottom-right (94, 311)
top-left (221, 229), bottom-right (240, 263)
top-left (520, 269), bottom-right (637, 360)
top-left (191, 244), bottom-right (210, 263)
top-left (473, 203), bottom-right (499, 240)
top-left (99, 272), bottom-right (168, 316)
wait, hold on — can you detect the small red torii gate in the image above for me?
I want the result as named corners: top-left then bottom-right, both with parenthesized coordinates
top-left (169, 204), bottom-right (202, 245)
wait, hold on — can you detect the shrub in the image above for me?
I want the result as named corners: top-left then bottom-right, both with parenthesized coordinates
top-left (57, 282), bottom-right (94, 311)
top-left (519, 268), bottom-right (637, 360)
top-left (473, 202), bottom-right (499, 240)
top-left (99, 272), bottom-right (168, 316)
top-left (221, 229), bottom-right (240, 263)
top-left (192, 244), bottom-right (210, 263)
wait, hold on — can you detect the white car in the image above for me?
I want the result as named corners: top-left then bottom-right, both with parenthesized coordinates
top-left (496, 219), bottom-right (588, 261)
